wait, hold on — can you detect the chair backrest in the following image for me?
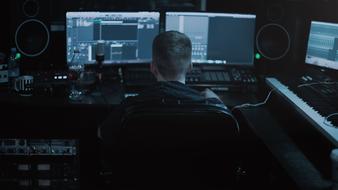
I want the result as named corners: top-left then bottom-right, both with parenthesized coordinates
top-left (114, 101), bottom-right (241, 189)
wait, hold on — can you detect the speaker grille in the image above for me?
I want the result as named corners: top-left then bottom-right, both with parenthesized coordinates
top-left (15, 19), bottom-right (50, 57)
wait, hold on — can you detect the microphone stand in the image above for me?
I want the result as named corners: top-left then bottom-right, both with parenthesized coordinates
top-left (95, 40), bottom-right (105, 83)
top-left (96, 54), bottom-right (104, 82)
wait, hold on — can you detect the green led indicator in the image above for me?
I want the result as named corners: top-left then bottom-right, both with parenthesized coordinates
top-left (15, 53), bottom-right (21, 60)
top-left (255, 53), bottom-right (261, 60)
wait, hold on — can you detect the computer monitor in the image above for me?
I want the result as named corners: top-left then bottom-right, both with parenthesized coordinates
top-left (305, 21), bottom-right (338, 70)
top-left (165, 12), bottom-right (256, 65)
top-left (66, 12), bottom-right (160, 66)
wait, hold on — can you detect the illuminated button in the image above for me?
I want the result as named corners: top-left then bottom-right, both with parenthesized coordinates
top-left (255, 53), bottom-right (261, 60)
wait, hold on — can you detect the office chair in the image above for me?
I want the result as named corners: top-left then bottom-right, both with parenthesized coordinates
top-left (111, 99), bottom-right (241, 189)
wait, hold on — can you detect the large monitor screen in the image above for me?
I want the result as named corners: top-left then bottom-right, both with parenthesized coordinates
top-left (165, 12), bottom-right (256, 65)
top-left (66, 12), bottom-right (160, 66)
top-left (305, 21), bottom-right (338, 70)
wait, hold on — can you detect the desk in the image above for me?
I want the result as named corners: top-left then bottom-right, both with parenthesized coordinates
top-left (0, 81), bottom-right (333, 190)
top-left (0, 81), bottom-right (260, 138)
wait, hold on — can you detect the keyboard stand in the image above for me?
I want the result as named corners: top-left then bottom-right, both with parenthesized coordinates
top-left (239, 107), bottom-right (332, 190)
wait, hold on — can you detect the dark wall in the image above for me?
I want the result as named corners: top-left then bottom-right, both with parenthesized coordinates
top-left (8, 0), bottom-right (202, 71)
top-left (6, 0), bottom-right (338, 71)
top-left (207, 0), bottom-right (257, 13)
top-left (207, 0), bottom-right (338, 17)
top-left (207, 0), bottom-right (338, 74)
top-left (0, 1), bottom-right (9, 55)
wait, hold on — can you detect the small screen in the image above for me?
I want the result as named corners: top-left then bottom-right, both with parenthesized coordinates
top-left (165, 12), bottom-right (256, 65)
top-left (305, 21), bottom-right (338, 70)
top-left (66, 12), bottom-right (160, 66)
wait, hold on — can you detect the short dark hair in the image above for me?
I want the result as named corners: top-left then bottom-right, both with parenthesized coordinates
top-left (152, 31), bottom-right (192, 80)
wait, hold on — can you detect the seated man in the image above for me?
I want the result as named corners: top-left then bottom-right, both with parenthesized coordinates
top-left (98, 31), bottom-right (227, 145)
top-left (124, 31), bottom-right (225, 106)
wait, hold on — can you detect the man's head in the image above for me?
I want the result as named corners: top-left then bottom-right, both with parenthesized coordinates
top-left (151, 31), bottom-right (192, 83)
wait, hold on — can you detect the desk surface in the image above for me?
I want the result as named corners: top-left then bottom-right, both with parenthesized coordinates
top-left (0, 81), bottom-right (259, 107)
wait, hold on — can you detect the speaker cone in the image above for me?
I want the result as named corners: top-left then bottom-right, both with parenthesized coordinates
top-left (15, 19), bottom-right (50, 57)
top-left (23, 0), bottom-right (40, 17)
top-left (256, 23), bottom-right (290, 61)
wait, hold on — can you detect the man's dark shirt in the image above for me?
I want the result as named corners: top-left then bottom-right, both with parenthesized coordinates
top-left (123, 81), bottom-right (224, 106)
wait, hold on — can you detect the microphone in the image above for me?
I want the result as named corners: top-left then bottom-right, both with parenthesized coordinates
top-left (95, 40), bottom-right (105, 64)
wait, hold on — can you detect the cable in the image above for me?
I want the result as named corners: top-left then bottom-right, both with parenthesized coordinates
top-left (229, 113), bottom-right (241, 134)
top-left (231, 89), bottom-right (275, 112)
top-left (298, 81), bottom-right (338, 128)
top-left (229, 90), bottom-right (275, 135)
top-left (324, 113), bottom-right (338, 128)
top-left (231, 79), bottom-right (337, 112)
top-left (231, 79), bottom-right (338, 129)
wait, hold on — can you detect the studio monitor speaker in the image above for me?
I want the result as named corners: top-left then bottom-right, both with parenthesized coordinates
top-left (254, 0), bottom-right (305, 75)
top-left (256, 23), bottom-right (290, 61)
top-left (15, 18), bottom-right (50, 58)
top-left (10, 0), bottom-right (66, 71)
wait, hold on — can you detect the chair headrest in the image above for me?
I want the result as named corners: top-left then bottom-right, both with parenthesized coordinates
top-left (124, 98), bottom-right (229, 112)
top-left (121, 99), bottom-right (240, 133)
